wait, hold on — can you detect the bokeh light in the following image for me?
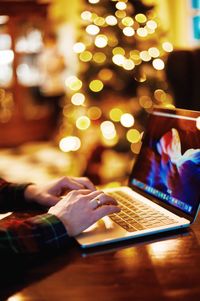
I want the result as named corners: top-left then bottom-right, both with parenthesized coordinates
top-left (146, 20), bottom-right (157, 30)
top-left (135, 14), bottom-right (147, 23)
top-left (71, 93), bottom-right (85, 106)
top-left (81, 11), bottom-right (92, 21)
top-left (98, 68), bottom-right (113, 81)
top-left (120, 113), bottom-right (134, 127)
top-left (123, 27), bottom-right (135, 36)
top-left (112, 47), bottom-right (125, 55)
top-left (140, 50), bottom-right (151, 61)
top-left (109, 108), bottom-right (123, 122)
top-left (100, 121), bottom-right (116, 139)
top-left (112, 54), bottom-right (125, 66)
top-left (106, 15), bottom-right (118, 26)
top-left (65, 76), bottom-right (82, 91)
top-left (122, 17), bottom-right (134, 26)
top-left (148, 47), bottom-right (160, 58)
top-left (162, 41), bottom-right (173, 52)
top-left (59, 136), bottom-right (81, 152)
top-left (95, 35), bottom-right (108, 48)
top-left (116, 2), bottom-right (127, 10)
top-left (73, 42), bottom-right (86, 53)
top-left (93, 52), bottom-right (106, 63)
top-left (126, 129), bottom-right (141, 143)
top-left (152, 58), bottom-right (165, 70)
top-left (123, 59), bottom-right (135, 70)
top-left (89, 79), bottom-right (104, 92)
top-left (76, 116), bottom-right (91, 130)
top-left (86, 24), bottom-right (100, 35)
top-left (87, 106), bottom-right (102, 120)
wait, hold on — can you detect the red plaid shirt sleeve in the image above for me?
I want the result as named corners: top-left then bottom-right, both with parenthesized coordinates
top-left (0, 178), bottom-right (70, 253)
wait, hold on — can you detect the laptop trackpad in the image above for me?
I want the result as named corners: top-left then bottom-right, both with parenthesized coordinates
top-left (76, 216), bottom-right (127, 247)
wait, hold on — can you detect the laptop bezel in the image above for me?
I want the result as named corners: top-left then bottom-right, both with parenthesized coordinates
top-left (128, 107), bottom-right (200, 224)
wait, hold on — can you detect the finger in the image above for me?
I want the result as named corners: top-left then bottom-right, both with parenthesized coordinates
top-left (93, 205), bottom-right (121, 221)
top-left (90, 193), bottom-right (118, 209)
top-left (71, 177), bottom-right (96, 191)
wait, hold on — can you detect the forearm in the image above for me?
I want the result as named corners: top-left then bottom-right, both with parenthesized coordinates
top-left (0, 213), bottom-right (70, 253)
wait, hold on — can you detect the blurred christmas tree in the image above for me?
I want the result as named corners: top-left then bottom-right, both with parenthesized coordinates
top-left (58, 0), bottom-right (174, 184)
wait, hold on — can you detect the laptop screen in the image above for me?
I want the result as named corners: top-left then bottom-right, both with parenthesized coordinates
top-left (130, 108), bottom-right (200, 217)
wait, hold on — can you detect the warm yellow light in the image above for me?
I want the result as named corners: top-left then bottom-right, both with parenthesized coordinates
top-left (120, 113), bottom-right (134, 127)
top-left (152, 58), bottom-right (165, 70)
top-left (89, 79), bottom-right (104, 92)
top-left (100, 121), bottom-right (116, 139)
top-left (135, 14), bottom-right (147, 23)
top-left (129, 50), bottom-right (142, 65)
top-left (139, 96), bottom-right (152, 109)
top-left (112, 47), bottom-right (125, 55)
top-left (0, 50), bottom-right (14, 64)
top-left (109, 108), bottom-right (123, 122)
top-left (122, 17), bottom-right (134, 26)
top-left (79, 51), bottom-right (92, 62)
top-left (123, 27), bottom-right (135, 36)
top-left (76, 116), bottom-right (91, 130)
top-left (196, 117), bottom-right (200, 130)
top-left (65, 76), bottom-right (82, 91)
top-left (148, 47), bottom-right (160, 58)
top-left (87, 106), bottom-right (102, 120)
top-left (94, 17), bottom-right (105, 26)
top-left (137, 28), bottom-right (148, 37)
top-left (131, 141), bottom-right (142, 154)
top-left (162, 42), bottom-right (173, 52)
top-left (116, 2), bottom-right (127, 10)
top-left (140, 50), bottom-right (151, 62)
top-left (86, 24), bottom-right (100, 35)
top-left (112, 54), bottom-right (125, 66)
top-left (115, 10), bottom-right (126, 18)
top-left (154, 89), bottom-right (167, 102)
top-left (123, 59), bottom-right (135, 70)
top-left (105, 15), bottom-right (118, 26)
top-left (59, 136), bottom-right (81, 152)
top-left (98, 68), bottom-right (113, 81)
top-left (93, 52), bottom-right (106, 63)
top-left (95, 35), bottom-right (108, 48)
top-left (126, 129), bottom-right (141, 143)
top-left (146, 20), bottom-right (157, 30)
top-left (71, 93), bottom-right (85, 106)
top-left (88, 0), bottom-right (100, 3)
top-left (73, 42), bottom-right (86, 53)
top-left (81, 11), bottom-right (92, 21)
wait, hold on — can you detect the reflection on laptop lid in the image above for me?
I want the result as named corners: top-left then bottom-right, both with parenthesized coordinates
top-left (76, 107), bottom-right (200, 248)
top-left (129, 107), bottom-right (200, 221)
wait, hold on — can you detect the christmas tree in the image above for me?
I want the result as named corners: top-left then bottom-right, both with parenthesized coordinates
top-left (58, 0), bottom-right (173, 184)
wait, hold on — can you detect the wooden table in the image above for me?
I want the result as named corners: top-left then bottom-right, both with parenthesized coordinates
top-left (1, 212), bottom-right (200, 301)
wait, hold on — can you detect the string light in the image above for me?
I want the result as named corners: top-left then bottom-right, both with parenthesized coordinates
top-left (135, 14), bottom-right (147, 23)
top-left (122, 17), bottom-right (134, 27)
top-left (105, 15), bottom-right (118, 26)
top-left (81, 11), bottom-right (92, 21)
top-left (112, 47), bottom-right (125, 55)
top-left (71, 93), bottom-right (85, 106)
top-left (79, 51), bottom-right (92, 62)
top-left (123, 27), bottom-right (135, 36)
top-left (126, 129), bottom-right (141, 143)
top-left (100, 121), bottom-right (116, 139)
top-left (65, 76), bottom-right (82, 91)
top-left (109, 108), bottom-right (123, 122)
top-left (146, 20), bottom-right (157, 30)
top-left (89, 79), bottom-right (104, 92)
top-left (76, 116), bottom-right (91, 130)
top-left (59, 136), bottom-right (81, 152)
top-left (112, 54), bottom-right (125, 66)
top-left (73, 42), bottom-right (86, 53)
top-left (86, 24), bottom-right (100, 35)
top-left (95, 35), bottom-right (108, 48)
top-left (152, 58), bottom-right (165, 70)
top-left (162, 42), bottom-right (173, 52)
top-left (116, 2), bottom-right (127, 10)
top-left (87, 106), bottom-right (102, 120)
top-left (120, 113), bottom-right (134, 127)
top-left (93, 52), bottom-right (106, 63)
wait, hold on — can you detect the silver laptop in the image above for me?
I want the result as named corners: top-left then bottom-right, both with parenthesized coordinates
top-left (76, 107), bottom-right (200, 248)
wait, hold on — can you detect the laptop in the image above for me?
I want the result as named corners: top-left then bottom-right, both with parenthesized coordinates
top-left (76, 107), bottom-right (200, 248)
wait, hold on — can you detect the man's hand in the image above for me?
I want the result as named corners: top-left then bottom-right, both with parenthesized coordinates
top-left (48, 189), bottom-right (121, 236)
top-left (24, 176), bottom-right (96, 207)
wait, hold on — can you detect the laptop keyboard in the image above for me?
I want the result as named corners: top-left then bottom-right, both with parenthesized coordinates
top-left (108, 191), bottom-right (178, 232)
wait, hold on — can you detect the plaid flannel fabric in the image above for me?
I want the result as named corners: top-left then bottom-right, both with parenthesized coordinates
top-left (0, 178), bottom-right (69, 253)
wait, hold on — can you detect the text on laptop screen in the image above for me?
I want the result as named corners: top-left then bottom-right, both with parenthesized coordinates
top-left (130, 109), bottom-right (200, 215)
